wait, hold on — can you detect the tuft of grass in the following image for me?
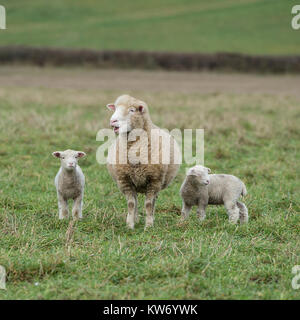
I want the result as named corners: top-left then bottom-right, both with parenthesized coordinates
top-left (0, 67), bottom-right (299, 299)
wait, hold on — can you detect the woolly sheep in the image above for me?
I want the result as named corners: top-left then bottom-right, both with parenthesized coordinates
top-left (52, 149), bottom-right (86, 220)
top-left (180, 165), bottom-right (248, 224)
top-left (106, 94), bottom-right (181, 229)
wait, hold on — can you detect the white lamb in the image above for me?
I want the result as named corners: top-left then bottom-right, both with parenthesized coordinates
top-left (180, 165), bottom-right (248, 224)
top-left (52, 149), bottom-right (86, 220)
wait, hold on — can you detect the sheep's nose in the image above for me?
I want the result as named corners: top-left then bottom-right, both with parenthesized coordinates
top-left (110, 120), bottom-right (117, 126)
top-left (68, 162), bottom-right (74, 167)
top-left (206, 180), bottom-right (209, 184)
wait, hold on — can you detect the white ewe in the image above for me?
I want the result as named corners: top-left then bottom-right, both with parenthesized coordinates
top-left (106, 94), bottom-right (181, 229)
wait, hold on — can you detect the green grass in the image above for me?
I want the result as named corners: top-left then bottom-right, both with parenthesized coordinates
top-left (0, 0), bottom-right (300, 54)
top-left (0, 68), bottom-right (299, 299)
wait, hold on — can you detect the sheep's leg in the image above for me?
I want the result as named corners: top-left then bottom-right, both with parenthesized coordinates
top-left (134, 194), bottom-right (139, 223)
top-left (58, 193), bottom-right (69, 219)
top-left (118, 178), bottom-right (137, 229)
top-left (224, 200), bottom-right (239, 224)
top-left (144, 193), bottom-right (157, 229)
top-left (72, 195), bottom-right (83, 220)
top-left (181, 202), bottom-right (192, 220)
top-left (197, 203), bottom-right (207, 221)
top-left (125, 192), bottom-right (137, 230)
top-left (237, 201), bottom-right (248, 224)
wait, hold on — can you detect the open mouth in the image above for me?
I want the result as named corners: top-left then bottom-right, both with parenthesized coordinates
top-left (113, 126), bottom-right (119, 133)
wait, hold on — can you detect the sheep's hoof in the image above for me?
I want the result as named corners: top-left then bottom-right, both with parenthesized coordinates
top-left (127, 223), bottom-right (135, 230)
top-left (144, 223), bottom-right (154, 231)
top-left (126, 215), bottom-right (135, 229)
top-left (180, 213), bottom-right (189, 221)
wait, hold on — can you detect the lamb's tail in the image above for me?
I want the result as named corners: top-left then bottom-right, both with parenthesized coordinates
top-left (241, 182), bottom-right (247, 197)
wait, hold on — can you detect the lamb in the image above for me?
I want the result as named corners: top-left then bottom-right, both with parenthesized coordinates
top-left (52, 149), bottom-right (86, 220)
top-left (106, 94), bottom-right (181, 229)
top-left (180, 165), bottom-right (248, 224)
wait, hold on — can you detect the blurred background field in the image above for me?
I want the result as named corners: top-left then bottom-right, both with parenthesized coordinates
top-left (1, 0), bottom-right (299, 55)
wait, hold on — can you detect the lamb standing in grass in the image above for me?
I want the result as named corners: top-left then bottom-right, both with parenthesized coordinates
top-left (180, 165), bottom-right (248, 224)
top-left (52, 149), bottom-right (86, 220)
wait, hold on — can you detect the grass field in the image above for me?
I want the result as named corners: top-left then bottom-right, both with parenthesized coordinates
top-left (1, 0), bottom-right (300, 55)
top-left (0, 66), bottom-right (299, 299)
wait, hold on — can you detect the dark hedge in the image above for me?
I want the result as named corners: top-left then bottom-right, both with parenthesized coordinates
top-left (0, 46), bottom-right (299, 73)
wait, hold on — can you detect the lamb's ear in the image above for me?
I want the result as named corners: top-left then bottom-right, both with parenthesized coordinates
top-left (52, 151), bottom-right (62, 158)
top-left (76, 151), bottom-right (86, 158)
top-left (188, 168), bottom-right (197, 176)
top-left (206, 167), bottom-right (211, 173)
top-left (106, 104), bottom-right (115, 111)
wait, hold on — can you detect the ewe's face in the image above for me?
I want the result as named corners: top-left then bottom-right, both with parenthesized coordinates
top-left (188, 165), bottom-right (211, 185)
top-left (107, 100), bottom-right (145, 134)
top-left (52, 150), bottom-right (86, 171)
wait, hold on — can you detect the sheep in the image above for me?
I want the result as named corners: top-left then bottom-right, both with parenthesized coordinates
top-left (106, 94), bottom-right (181, 229)
top-left (52, 149), bottom-right (86, 220)
top-left (180, 165), bottom-right (248, 224)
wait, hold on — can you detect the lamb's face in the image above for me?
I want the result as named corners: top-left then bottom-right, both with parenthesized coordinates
top-left (107, 95), bottom-right (146, 134)
top-left (52, 149), bottom-right (86, 171)
top-left (187, 165), bottom-right (211, 186)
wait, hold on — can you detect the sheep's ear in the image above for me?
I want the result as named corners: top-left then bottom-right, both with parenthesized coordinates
top-left (52, 151), bottom-right (61, 158)
top-left (77, 151), bottom-right (86, 158)
top-left (206, 167), bottom-right (211, 173)
top-left (106, 104), bottom-right (115, 111)
top-left (138, 105), bottom-right (145, 113)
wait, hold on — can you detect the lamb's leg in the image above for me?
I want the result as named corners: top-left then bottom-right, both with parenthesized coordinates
top-left (197, 203), bottom-right (207, 221)
top-left (58, 193), bottom-right (69, 219)
top-left (237, 201), bottom-right (248, 224)
top-left (181, 202), bottom-right (192, 220)
top-left (72, 195), bottom-right (83, 220)
top-left (224, 200), bottom-right (239, 224)
top-left (144, 192), bottom-right (158, 229)
top-left (125, 192), bottom-right (137, 230)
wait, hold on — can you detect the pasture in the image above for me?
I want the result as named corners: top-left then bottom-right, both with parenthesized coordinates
top-left (0, 0), bottom-right (299, 54)
top-left (0, 66), bottom-right (299, 299)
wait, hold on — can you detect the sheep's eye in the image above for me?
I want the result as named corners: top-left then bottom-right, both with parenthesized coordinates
top-left (61, 157), bottom-right (65, 159)
top-left (129, 108), bottom-right (135, 113)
